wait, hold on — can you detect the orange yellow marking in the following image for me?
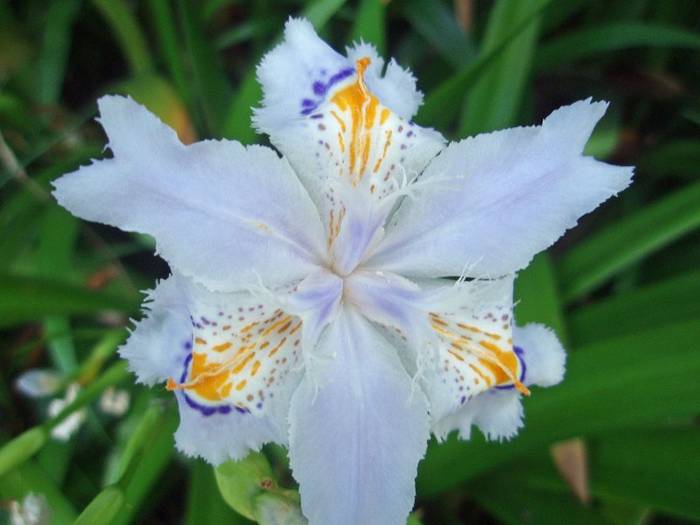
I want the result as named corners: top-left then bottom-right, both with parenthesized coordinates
top-left (430, 314), bottom-right (530, 396)
top-left (372, 129), bottom-right (393, 173)
top-left (330, 57), bottom-right (381, 184)
top-left (213, 342), bottom-right (232, 352)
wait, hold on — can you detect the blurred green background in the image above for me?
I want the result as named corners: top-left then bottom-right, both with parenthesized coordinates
top-left (1, 0), bottom-right (699, 524)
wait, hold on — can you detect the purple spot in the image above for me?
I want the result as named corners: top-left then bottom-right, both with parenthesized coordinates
top-left (183, 340), bottom-right (192, 351)
top-left (312, 81), bottom-right (326, 95)
top-left (299, 66), bottom-right (354, 115)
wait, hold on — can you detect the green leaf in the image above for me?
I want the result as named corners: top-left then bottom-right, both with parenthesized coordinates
top-left (109, 406), bottom-right (178, 525)
top-left (38, 0), bottom-right (82, 104)
top-left (468, 469), bottom-right (613, 525)
top-left (179, 0), bottom-right (232, 135)
top-left (401, 0), bottom-right (475, 68)
top-left (216, 21), bottom-right (263, 50)
top-left (515, 253), bottom-right (568, 342)
top-left (73, 486), bottom-right (125, 525)
top-left (222, 69), bottom-right (261, 144)
top-left (569, 270), bottom-right (700, 346)
top-left (558, 181), bottom-right (700, 302)
top-left (416, 0), bottom-right (552, 131)
top-left (460, 0), bottom-right (549, 136)
top-left (0, 273), bottom-right (139, 328)
top-left (590, 427), bottom-right (700, 520)
top-left (417, 320), bottom-right (700, 495)
top-left (0, 428), bottom-right (48, 479)
top-left (638, 139), bottom-right (700, 180)
top-left (350, 0), bottom-right (386, 55)
top-left (536, 23), bottom-right (700, 71)
top-left (215, 452), bottom-right (276, 520)
top-left (90, 0), bottom-right (153, 74)
top-left (47, 362), bottom-right (130, 432)
top-left (302, 0), bottom-right (346, 30)
top-left (186, 461), bottom-right (249, 525)
top-left (147, 0), bottom-right (193, 108)
top-left (39, 207), bottom-right (79, 373)
top-left (487, 426), bottom-right (700, 521)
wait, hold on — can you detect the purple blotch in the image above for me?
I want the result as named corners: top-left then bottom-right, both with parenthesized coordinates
top-left (300, 66), bottom-right (354, 115)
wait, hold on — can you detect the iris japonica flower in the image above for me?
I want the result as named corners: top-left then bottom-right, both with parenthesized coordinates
top-left (53, 19), bottom-right (633, 525)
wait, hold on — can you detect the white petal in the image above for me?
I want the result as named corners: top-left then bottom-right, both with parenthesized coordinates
top-left (368, 99), bottom-right (634, 278)
top-left (119, 276), bottom-right (191, 386)
top-left (120, 273), bottom-right (310, 463)
top-left (280, 269), bottom-right (344, 379)
top-left (174, 392), bottom-right (284, 465)
top-left (419, 278), bottom-right (526, 423)
top-left (345, 270), bottom-right (424, 336)
top-left (53, 95), bottom-right (326, 292)
top-left (346, 272), bottom-right (525, 424)
top-left (432, 322), bottom-right (566, 442)
top-left (432, 388), bottom-right (523, 442)
top-left (345, 42), bottom-right (424, 119)
top-left (254, 18), bottom-right (349, 133)
top-left (514, 323), bottom-right (566, 387)
top-left (167, 276), bottom-right (304, 418)
top-left (171, 276), bottom-right (304, 463)
top-left (254, 19), bottom-right (443, 275)
top-left (289, 308), bottom-right (429, 525)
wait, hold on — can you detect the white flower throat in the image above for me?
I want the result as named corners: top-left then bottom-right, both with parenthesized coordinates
top-left (163, 56), bottom-right (529, 418)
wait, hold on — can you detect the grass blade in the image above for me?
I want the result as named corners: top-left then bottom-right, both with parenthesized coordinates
top-left (536, 22), bottom-right (700, 71)
top-left (569, 270), bottom-right (700, 346)
top-left (90, 0), bottom-right (153, 74)
top-left (179, 0), bottom-right (232, 135)
top-left (38, 0), bottom-right (82, 104)
top-left (401, 0), bottom-right (475, 68)
top-left (0, 273), bottom-right (139, 328)
top-left (416, 0), bottom-right (552, 131)
top-left (350, 0), bottom-right (386, 55)
top-left (147, 0), bottom-right (193, 107)
top-left (559, 181), bottom-right (700, 302)
top-left (459, 0), bottom-right (549, 136)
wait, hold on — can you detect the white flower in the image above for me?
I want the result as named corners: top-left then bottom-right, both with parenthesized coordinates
top-left (99, 386), bottom-right (130, 416)
top-left (52, 19), bottom-right (633, 525)
top-left (47, 383), bottom-right (85, 441)
top-left (9, 493), bottom-right (50, 525)
top-left (15, 369), bottom-right (62, 398)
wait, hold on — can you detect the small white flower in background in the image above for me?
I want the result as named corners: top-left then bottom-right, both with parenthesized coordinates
top-left (47, 384), bottom-right (85, 441)
top-left (9, 493), bottom-right (50, 525)
top-left (15, 369), bottom-right (62, 398)
top-left (52, 18), bottom-right (633, 525)
top-left (99, 387), bottom-right (130, 416)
